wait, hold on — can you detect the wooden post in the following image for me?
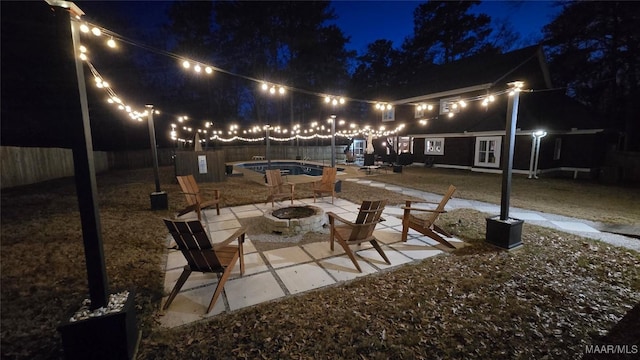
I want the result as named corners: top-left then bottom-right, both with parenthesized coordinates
top-left (499, 90), bottom-right (520, 220)
top-left (53, 2), bottom-right (109, 309)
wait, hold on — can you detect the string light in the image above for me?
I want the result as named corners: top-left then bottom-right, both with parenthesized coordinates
top-left (374, 102), bottom-right (392, 110)
top-left (76, 18), bottom-right (529, 143)
top-left (324, 95), bottom-right (345, 106)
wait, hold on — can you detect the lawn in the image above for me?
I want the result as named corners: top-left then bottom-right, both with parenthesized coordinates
top-left (1, 165), bottom-right (638, 359)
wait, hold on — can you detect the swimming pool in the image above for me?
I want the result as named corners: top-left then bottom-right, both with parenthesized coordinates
top-left (235, 161), bottom-right (344, 176)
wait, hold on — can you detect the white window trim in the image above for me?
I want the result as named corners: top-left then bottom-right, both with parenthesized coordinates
top-left (425, 137), bottom-right (445, 155)
top-left (398, 136), bottom-right (413, 154)
top-left (382, 108), bottom-right (395, 122)
top-left (474, 136), bottom-right (502, 168)
top-left (439, 96), bottom-right (461, 115)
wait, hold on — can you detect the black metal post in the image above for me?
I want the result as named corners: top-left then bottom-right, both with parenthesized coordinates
top-left (500, 91), bottom-right (520, 220)
top-left (485, 86), bottom-right (525, 249)
top-left (266, 125), bottom-right (271, 169)
top-left (61, 4), bottom-right (109, 309)
top-left (146, 105), bottom-right (161, 193)
top-left (330, 116), bottom-right (336, 167)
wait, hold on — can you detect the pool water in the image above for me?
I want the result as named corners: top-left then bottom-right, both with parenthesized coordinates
top-left (235, 161), bottom-right (343, 176)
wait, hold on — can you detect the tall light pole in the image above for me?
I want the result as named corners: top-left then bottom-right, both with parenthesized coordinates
top-left (48, 0), bottom-right (109, 309)
top-left (486, 81), bottom-right (525, 249)
top-left (147, 105), bottom-right (167, 210)
top-left (265, 125), bottom-right (271, 169)
top-left (330, 116), bottom-right (336, 167)
top-left (325, 96), bottom-right (345, 167)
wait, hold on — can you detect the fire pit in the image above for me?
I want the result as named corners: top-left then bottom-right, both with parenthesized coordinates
top-left (264, 205), bottom-right (326, 236)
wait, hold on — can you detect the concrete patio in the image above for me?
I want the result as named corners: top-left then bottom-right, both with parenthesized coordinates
top-left (159, 196), bottom-right (463, 328)
top-left (159, 173), bottom-right (639, 328)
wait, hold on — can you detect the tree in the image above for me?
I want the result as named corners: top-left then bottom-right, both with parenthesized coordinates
top-left (543, 1), bottom-right (640, 151)
top-left (352, 39), bottom-right (401, 94)
top-left (207, 1), bottom-right (354, 125)
top-left (403, 0), bottom-right (494, 65)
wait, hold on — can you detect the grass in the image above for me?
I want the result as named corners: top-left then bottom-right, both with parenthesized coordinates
top-left (1, 165), bottom-right (638, 359)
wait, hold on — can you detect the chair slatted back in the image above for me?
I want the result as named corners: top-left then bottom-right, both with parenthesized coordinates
top-left (164, 219), bottom-right (224, 273)
top-left (350, 200), bottom-right (386, 241)
top-left (265, 169), bottom-right (284, 191)
top-left (318, 167), bottom-right (337, 191)
top-left (177, 175), bottom-right (202, 206)
top-left (424, 185), bottom-right (456, 226)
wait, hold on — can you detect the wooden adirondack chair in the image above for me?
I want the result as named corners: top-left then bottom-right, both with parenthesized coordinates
top-left (176, 175), bottom-right (220, 221)
top-left (163, 219), bottom-right (246, 314)
top-left (327, 200), bottom-right (389, 272)
top-left (265, 169), bottom-right (295, 207)
top-left (401, 185), bottom-right (457, 248)
top-left (312, 167), bottom-right (337, 204)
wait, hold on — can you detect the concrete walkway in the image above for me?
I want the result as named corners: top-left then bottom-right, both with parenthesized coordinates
top-left (159, 175), bottom-right (639, 328)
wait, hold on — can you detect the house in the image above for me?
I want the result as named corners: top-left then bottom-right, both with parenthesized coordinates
top-left (359, 45), bottom-right (608, 179)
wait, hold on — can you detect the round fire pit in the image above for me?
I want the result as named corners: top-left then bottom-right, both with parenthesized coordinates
top-left (272, 206), bottom-right (315, 219)
top-left (264, 205), bottom-right (325, 236)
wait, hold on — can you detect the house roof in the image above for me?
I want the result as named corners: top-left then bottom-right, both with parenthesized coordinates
top-left (391, 45), bottom-right (551, 104)
top-left (375, 45), bottom-right (600, 135)
top-left (400, 90), bottom-right (600, 135)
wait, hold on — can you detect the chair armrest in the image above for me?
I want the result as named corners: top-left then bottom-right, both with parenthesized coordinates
top-left (213, 226), bottom-right (247, 249)
top-left (401, 206), bottom-right (446, 214)
top-left (326, 211), bottom-right (353, 226)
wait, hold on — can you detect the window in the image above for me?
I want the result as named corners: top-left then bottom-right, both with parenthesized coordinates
top-left (553, 138), bottom-right (562, 160)
top-left (439, 96), bottom-right (461, 115)
top-left (474, 136), bottom-right (501, 168)
top-left (353, 139), bottom-right (365, 156)
top-left (425, 137), bottom-right (444, 155)
top-left (382, 108), bottom-right (395, 122)
top-left (398, 136), bottom-right (413, 153)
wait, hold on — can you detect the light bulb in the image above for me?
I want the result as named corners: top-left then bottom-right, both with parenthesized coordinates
top-left (107, 38), bottom-right (116, 48)
top-left (182, 60), bottom-right (190, 69)
top-left (80, 24), bottom-right (90, 33)
top-left (205, 67), bottom-right (213, 74)
top-left (91, 27), bottom-right (101, 36)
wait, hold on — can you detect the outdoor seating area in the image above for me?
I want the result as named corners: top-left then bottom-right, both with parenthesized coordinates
top-left (265, 169), bottom-right (295, 207)
top-left (176, 174), bottom-right (221, 220)
top-left (311, 166), bottom-right (337, 204)
top-left (160, 195), bottom-right (464, 328)
top-left (402, 184), bottom-right (458, 248)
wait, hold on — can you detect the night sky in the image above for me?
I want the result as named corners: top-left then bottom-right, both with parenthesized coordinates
top-left (1, 1), bottom-right (561, 150)
top-left (331, 0), bottom-right (558, 52)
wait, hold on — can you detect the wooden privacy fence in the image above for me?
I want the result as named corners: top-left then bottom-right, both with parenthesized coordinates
top-left (1, 146), bottom-right (108, 189)
top-left (175, 151), bottom-right (225, 183)
top-left (1, 144), bottom-right (348, 189)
